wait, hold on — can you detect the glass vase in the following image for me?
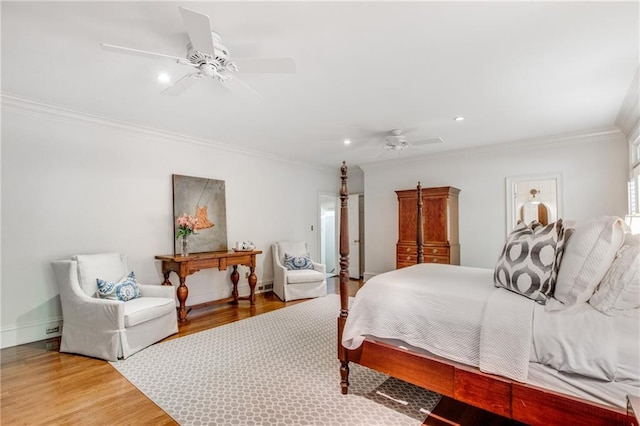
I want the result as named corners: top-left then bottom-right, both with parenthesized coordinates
top-left (180, 235), bottom-right (189, 257)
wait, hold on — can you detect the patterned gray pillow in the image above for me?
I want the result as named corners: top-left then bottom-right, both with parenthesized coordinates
top-left (494, 219), bottom-right (564, 304)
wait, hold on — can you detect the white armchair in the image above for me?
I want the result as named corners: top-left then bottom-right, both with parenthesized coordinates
top-left (51, 252), bottom-right (178, 361)
top-left (272, 241), bottom-right (327, 302)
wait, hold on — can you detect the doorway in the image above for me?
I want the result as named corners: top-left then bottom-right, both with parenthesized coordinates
top-left (318, 192), bottom-right (365, 279)
top-left (348, 194), bottom-right (363, 279)
top-left (319, 193), bottom-right (338, 277)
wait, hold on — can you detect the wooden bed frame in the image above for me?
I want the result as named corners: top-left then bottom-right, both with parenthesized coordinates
top-left (336, 162), bottom-right (634, 426)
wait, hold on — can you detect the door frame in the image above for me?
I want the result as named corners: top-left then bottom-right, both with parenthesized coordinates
top-left (317, 191), bottom-right (365, 279)
top-left (318, 191), bottom-right (339, 277)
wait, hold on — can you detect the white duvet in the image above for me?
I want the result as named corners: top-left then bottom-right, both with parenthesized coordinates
top-left (342, 263), bottom-right (631, 383)
top-left (342, 263), bottom-right (533, 381)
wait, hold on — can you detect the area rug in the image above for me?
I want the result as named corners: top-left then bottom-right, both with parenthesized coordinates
top-left (111, 294), bottom-right (441, 425)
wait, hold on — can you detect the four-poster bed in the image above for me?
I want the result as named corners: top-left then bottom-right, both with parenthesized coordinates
top-left (336, 162), bottom-right (636, 425)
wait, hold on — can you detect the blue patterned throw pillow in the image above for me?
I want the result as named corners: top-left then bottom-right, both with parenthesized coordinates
top-left (284, 253), bottom-right (314, 270)
top-left (97, 271), bottom-right (141, 301)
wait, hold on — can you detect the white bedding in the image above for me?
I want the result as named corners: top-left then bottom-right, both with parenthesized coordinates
top-left (527, 362), bottom-right (640, 409)
top-left (342, 263), bottom-right (534, 381)
top-left (342, 263), bottom-right (637, 389)
top-left (531, 302), bottom-right (618, 381)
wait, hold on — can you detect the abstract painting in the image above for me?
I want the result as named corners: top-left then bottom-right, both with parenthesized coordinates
top-left (172, 174), bottom-right (228, 255)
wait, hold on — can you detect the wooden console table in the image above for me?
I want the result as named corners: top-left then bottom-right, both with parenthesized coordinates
top-left (155, 250), bottom-right (262, 322)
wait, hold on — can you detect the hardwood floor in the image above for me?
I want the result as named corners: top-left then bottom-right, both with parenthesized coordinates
top-left (1, 277), bottom-right (519, 425)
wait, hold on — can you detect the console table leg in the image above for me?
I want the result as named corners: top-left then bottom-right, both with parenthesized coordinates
top-left (248, 266), bottom-right (257, 305)
top-left (177, 276), bottom-right (188, 322)
top-left (161, 270), bottom-right (172, 286)
top-left (230, 265), bottom-right (239, 304)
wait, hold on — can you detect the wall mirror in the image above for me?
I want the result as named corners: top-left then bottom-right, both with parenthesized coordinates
top-left (505, 173), bottom-right (562, 235)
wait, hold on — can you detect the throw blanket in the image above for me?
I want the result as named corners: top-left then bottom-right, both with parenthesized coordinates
top-left (479, 288), bottom-right (534, 381)
top-left (342, 264), bottom-right (534, 381)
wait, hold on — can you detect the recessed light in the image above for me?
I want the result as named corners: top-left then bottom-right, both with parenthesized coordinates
top-left (453, 116), bottom-right (465, 122)
top-left (344, 139), bottom-right (351, 145)
top-left (157, 73), bottom-right (170, 83)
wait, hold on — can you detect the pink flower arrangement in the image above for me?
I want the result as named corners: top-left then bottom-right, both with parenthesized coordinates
top-left (176, 213), bottom-right (198, 239)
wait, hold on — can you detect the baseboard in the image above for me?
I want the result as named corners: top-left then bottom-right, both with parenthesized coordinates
top-left (1, 317), bottom-right (63, 349)
top-left (176, 280), bottom-right (274, 306)
top-left (1, 281), bottom-right (275, 349)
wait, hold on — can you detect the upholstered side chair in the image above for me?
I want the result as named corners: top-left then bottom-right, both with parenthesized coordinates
top-left (51, 252), bottom-right (178, 361)
top-left (272, 241), bottom-right (327, 302)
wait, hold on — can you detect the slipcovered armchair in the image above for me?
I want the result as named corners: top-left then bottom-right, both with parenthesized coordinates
top-left (51, 252), bottom-right (178, 361)
top-left (272, 241), bottom-right (327, 302)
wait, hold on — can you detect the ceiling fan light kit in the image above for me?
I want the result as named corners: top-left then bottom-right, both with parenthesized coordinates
top-left (101, 7), bottom-right (296, 98)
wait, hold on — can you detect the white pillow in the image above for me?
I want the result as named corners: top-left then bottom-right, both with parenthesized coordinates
top-left (554, 216), bottom-right (624, 307)
top-left (589, 234), bottom-right (640, 315)
top-left (73, 253), bottom-right (127, 297)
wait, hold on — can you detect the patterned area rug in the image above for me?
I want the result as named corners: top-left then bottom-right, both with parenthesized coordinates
top-left (111, 294), bottom-right (441, 425)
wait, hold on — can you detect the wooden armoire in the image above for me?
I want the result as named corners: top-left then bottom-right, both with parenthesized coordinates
top-left (395, 186), bottom-right (460, 268)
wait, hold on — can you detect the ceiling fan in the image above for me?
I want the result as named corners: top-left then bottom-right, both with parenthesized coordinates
top-left (101, 7), bottom-right (296, 99)
top-left (375, 129), bottom-right (443, 157)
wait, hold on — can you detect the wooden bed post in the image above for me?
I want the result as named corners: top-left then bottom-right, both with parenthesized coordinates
top-left (338, 161), bottom-right (350, 394)
top-left (416, 181), bottom-right (424, 264)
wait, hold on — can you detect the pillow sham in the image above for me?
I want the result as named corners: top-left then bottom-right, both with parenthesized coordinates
top-left (97, 271), bottom-right (141, 301)
top-left (589, 233), bottom-right (640, 315)
top-left (554, 216), bottom-right (624, 307)
top-left (284, 252), bottom-right (314, 270)
top-left (494, 219), bottom-right (564, 304)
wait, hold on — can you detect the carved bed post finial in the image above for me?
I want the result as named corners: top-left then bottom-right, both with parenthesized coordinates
top-left (338, 161), bottom-right (350, 394)
top-left (416, 181), bottom-right (424, 264)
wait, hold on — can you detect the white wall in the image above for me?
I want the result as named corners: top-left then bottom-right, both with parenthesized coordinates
top-left (2, 99), bottom-right (627, 349)
top-left (0, 99), bottom-right (341, 348)
top-left (361, 131), bottom-right (629, 274)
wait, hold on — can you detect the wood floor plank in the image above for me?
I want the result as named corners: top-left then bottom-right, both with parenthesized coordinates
top-left (0, 285), bottom-right (324, 425)
top-left (1, 277), bottom-right (515, 425)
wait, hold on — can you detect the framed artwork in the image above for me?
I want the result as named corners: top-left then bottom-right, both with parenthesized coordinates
top-left (172, 174), bottom-right (228, 255)
top-left (505, 173), bottom-right (562, 236)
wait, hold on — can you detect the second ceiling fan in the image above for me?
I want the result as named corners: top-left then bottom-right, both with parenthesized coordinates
top-left (374, 129), bottom-right (443, 157)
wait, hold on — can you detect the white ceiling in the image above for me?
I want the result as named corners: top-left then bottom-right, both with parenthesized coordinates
top-left (2, 1), bottom-right (638, 169)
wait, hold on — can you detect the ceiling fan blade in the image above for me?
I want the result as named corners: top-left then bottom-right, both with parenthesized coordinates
top-left (353, 139), bottom-right (382, 150)
top-left (231, 57), bottom-right (297, 73)
top-left (373, 148), bottom-right (388, 158)
top-left (412, 137), bottom-right (444, 147)
top-left (221, 75), bottom-right (265, 101)
top-left (179, 7), bottom-right (216, 54)
top-left (101, 43), bottom-right (185, 63)
top-left (161, 73), bottom-right (202, 96)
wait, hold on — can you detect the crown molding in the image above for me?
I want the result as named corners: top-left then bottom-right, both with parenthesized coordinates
top-left (359, 127), bottom-right (624, 170)
top-left (1, 93), bottom-right (334, 173)
top-left (615, 67), bottom-right (640, 140)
